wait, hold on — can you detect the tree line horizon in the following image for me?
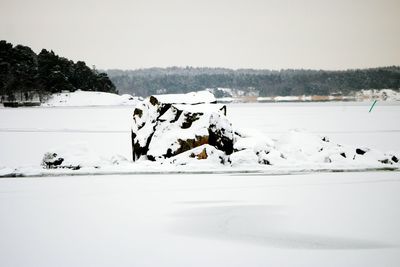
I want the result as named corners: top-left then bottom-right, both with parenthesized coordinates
top-left (1, 40), bottom-right (399, 101)
top-left (106, 66), bottom-right (400, 97)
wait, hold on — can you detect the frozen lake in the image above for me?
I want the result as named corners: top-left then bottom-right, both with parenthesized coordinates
top-left (0, 102), bottom-right (399, 266)
top-left (0, 172), bottom-right (400, 266)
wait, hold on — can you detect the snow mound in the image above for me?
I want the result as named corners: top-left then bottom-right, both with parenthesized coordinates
top-left (42, 90), bottom-right (141, 107)
top-left (0, 166), bottom-right (15, 177)
top-left (230, 130), bottom-right (399, 169)
top-left (164, 144), bottom-right (228, 167)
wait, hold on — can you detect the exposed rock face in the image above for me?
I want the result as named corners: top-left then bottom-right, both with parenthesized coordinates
top-left (131, 91), bottom-right (234, 161)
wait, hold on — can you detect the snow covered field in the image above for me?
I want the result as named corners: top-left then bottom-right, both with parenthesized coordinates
top-left (0, 172), bottom-right (399, 266)
top-left (0, 102), bottom-right (400, 266)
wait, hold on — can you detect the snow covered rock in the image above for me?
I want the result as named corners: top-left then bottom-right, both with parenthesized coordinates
top-left (228, 130), bottom-right (399, 169)
top-left (131, 91), bottom-right (234, 161)
top-left (41, 144), bottom-right (130, 171)
top-left (165, 144), bottom-right (228, 166)
top-left (42, 152), bottom-right (81, 170)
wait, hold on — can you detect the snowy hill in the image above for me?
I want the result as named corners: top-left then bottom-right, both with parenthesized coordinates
top-left (42, 90), bottom-right (141, 107)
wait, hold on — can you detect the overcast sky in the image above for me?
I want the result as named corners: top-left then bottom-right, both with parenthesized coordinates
top-left (1, 0), bottom-right (399, 70)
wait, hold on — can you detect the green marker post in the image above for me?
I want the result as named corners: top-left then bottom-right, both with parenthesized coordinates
top-left (369, 100), bottom-right (377, 113)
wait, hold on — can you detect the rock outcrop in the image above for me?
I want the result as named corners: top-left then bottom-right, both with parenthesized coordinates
top-left (131, 91), bottom-right (234, 161)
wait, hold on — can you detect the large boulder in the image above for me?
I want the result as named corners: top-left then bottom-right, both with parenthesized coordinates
top-left (131, 91), bottom-right (234, 161)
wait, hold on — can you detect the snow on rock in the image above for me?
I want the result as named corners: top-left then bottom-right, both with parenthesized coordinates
top-left (42, 90), bottom-right (141, 107)
top-left (42, 144), bottom-right (130, 170)
top-left (131, 91), bottom-right (234, 161)
top-left (230, 149), bottom-right (260, 166)
top-left (164, 144), bottom-right (228, 167)
top-left (229, 130), bottom-right (399, 169)
top-left (233, 130), bottom-right (274, 151)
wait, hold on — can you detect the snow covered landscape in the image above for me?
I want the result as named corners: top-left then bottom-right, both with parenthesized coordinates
top-left (1, 172), bottom-right (400, 266)
top-left (2, 0), bottom-right (400, 265)
top-left (0, 91), bottom-right (400, 266)
top-left (0, 91), bottom-right (398, 176)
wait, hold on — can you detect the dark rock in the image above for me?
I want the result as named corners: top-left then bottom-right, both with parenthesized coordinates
top-left (133, 108), bottom-right (143, 118)
top-left (176, 136), bottom-right (209, 155)
top-left (379, 159), bottom-right (391, 164)
top-left (322, 137), bottom-right (329, 142)
top-left (181, 113), bottom-right (201, 129)
top-left (208, 123), bottom-right (234, 155)
top-left (356, 148), bottom-right (368, 155)
top-left (149, 96), bottom-right (159, 106)
top-left (259, 159), bottom-right (271, 165)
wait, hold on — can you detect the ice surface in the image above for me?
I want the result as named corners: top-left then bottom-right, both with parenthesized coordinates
top-left (0, 172), bottom-right (399, 266)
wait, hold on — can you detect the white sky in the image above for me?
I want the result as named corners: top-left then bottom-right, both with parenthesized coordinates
top-left (0, 0), bottom-right (399, 70)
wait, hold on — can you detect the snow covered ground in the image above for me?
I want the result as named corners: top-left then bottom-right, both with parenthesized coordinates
top-left (0, 101), bottom-right (400, 266)
top-left (0, 172), bottom-right (399, 266)
top-left (356, 89), bottom-right (400, 101)
top-left (42, 90), bottom-right (140, 107)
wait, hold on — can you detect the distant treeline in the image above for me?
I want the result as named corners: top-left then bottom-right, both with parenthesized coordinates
top-left (107, 66), bottom-right (400, 97)
top-left (0, 40), bottom-right (116, 102)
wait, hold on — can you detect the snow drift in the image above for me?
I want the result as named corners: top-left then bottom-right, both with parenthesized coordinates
top-left (42, 90), bottom-right (141, 107)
